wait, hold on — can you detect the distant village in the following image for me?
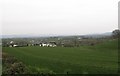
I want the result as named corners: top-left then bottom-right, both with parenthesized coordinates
top-left (2, 36), bottom-right (86, 47)
top-left (2, 33), bottom-right (115, 48)
top-left (8, 40), bottom-right (57, 47)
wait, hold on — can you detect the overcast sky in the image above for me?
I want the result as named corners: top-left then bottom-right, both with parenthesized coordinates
top-left (0, 0), bottom-right (119, 35)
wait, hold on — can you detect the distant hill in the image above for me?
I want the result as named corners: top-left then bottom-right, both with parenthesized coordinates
top-left (83, 32), bottom-right (112, 38)
top-left (1, 34), bottom-right (59, 38)
top-left (1, 32), bottom-right (112, 38)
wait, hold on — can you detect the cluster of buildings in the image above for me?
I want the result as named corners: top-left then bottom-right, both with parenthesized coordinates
top-left (9, 41), bottom-right (57, 47)
top-left (39, 43), bottom-right (57, 47)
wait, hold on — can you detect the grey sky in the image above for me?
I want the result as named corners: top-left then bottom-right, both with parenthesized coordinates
top-left (1, 0), bottom-right (119, 35)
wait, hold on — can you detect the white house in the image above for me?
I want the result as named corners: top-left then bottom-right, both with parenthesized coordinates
top-left (52, 44), bottom-right (57, 47)
top-left (13, 44), bottom-right (18, 47)
top-left (39, 43), bottom-right (57, 47)
top-left (10, 41), bottom-right (14, 44)
top-left (42, 43), bottom-right (47, 47)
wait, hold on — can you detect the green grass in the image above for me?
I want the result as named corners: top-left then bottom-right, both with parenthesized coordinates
top-left (3, 39), bottom-right (118, 74)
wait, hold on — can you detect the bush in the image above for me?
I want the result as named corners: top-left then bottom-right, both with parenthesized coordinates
top-left (2, 53), bottom-right (30, 75)
top-left (2, 53), bottom-right (56, 75)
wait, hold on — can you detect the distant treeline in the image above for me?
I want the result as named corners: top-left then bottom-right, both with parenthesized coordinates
top-left (2, 29), bottom-right (119, 47)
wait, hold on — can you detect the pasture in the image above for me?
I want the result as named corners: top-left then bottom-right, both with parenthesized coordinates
top-left (3, 39), bottom-right (118, 74)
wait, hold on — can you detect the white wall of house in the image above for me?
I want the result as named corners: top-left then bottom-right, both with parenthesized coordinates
top-left (10, 41), bottom-right (14, 44)
top-left (9, 45), bottom-right (12, 47)
top-left (53, 45), bottom-right (57, 47)
top-left (39, 43), bottom-right (57, 47)
top-left (42, 43), bottom-right (47, 47)
top-left (13, 44), bottom-right (18, 47)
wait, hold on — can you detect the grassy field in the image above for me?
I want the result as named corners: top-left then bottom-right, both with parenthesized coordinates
top-left (3, 39), bottom-right (118, 74)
